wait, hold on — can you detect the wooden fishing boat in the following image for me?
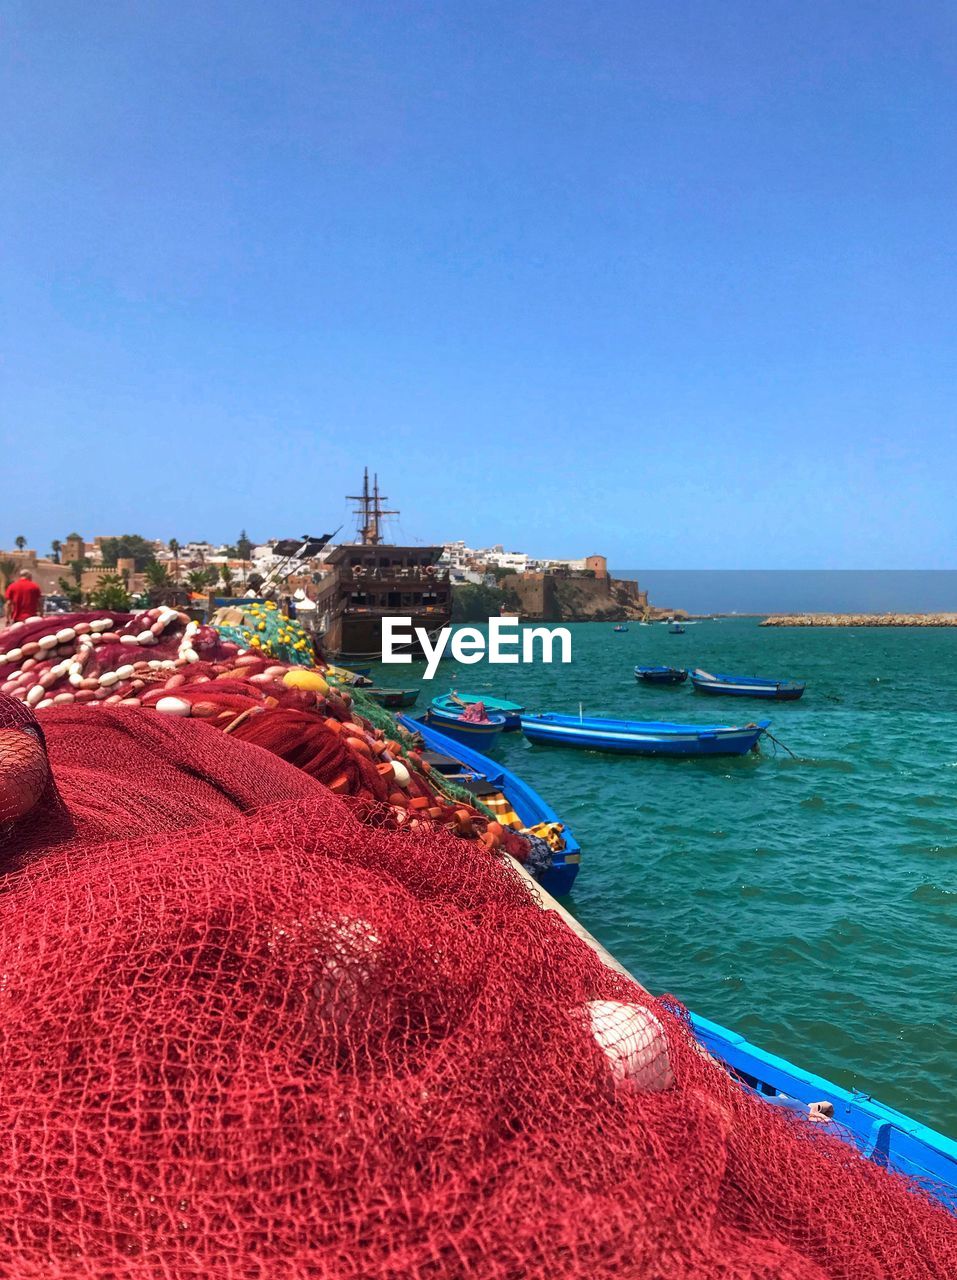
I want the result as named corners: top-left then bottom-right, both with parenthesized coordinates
top-left (431, 692), bottom-right (525, 731)
top-left (397, 714), bottom-right (581, 896)
top-left (691, 1012), bottom-right (957, 1210)
top-left (520, 712), bottom-right (769, 756)
top-left (613, 624), bottom-right (628, 633)
top-left (691, 669), bottom-right (806, 701)
top-left (635, 665), bottom-right (688, 686)
top-left (363, 687), bottom-right (419, 708)
top-left (421, 705), bottom-right (507, 750)
top-left (668, 622), bottom-right (686, 634)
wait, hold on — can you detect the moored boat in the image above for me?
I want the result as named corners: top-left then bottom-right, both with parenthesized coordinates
top-left (431, 691), bottom-right (525, 730)
top-left (520, 712), bottom-right (769, 756)
top-left (691, 1012), bottom-right (957, 1209)
top-left (397, 714), bottom-right (581, 896)
top-left (668, 622), bottom-right (686, 634)
top-left (422, 704), bottom-right (507, 750)
top-left (613, 624), bottom-right (628, 633)
top-left (691, 669), bottom-right (806, 700)
top-left (363, 687), bottom-right (419, 708)
top-left (635, 665), bottom-right (688, 685)
top-left (325, 664), bottom-right (373, 685)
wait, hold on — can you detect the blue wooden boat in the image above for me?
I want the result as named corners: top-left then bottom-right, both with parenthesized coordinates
top-left (613, 624), bottom-right (628, 633)
top-left (691, 668), bottom-right (806, 701)
top-left (635, 665), bottom-right (688, 686)
top-left (397, 714), bottom-right (581, 896)
top-left (423, 704), bottom-right (507, 750)
top-left (431, 692), bottom-right (525, 731)
top-left (668, 622), bottom-right (686, 634)
top-left (692, 1012), bottom-right (957, 1211)
top-left (520, 713), bottom-right (769, 756)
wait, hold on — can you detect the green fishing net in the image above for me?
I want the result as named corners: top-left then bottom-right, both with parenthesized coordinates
top-left (212, 601), bottom-right (315, 666)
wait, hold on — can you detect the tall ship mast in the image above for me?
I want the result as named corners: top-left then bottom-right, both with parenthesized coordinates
top-left (347, 467), bottom-right (399, 547)
top-left (314, 470), bottom-right (452, 663)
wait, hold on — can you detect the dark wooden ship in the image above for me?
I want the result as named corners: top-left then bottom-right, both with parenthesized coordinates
top-left (315, 469), bottom-right (452, 663)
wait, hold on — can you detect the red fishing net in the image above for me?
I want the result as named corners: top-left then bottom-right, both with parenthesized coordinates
top-left (0, 610), bottom-right (518, 853)
top-left (0, 699), bottom-right (955, 1277)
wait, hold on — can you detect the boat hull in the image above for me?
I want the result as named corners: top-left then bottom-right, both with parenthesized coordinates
top-left (327, 615), bottom-right (449, 664)
top-left (365, 688), bottom-right (419, 708)
top-left (521, 713), bottom-right (769, 756)
top-left (398, 714), bottom-right (580, 896)
top-left (635, 667), bottom-right (688, 685)
top-left (691, 670), bottom-right (805, 700)
top-left (423, 707), bottom-right (506, 750)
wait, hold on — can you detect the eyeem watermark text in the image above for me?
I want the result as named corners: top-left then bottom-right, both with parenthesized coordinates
top-left (382, 617), bottom-right (572, 680)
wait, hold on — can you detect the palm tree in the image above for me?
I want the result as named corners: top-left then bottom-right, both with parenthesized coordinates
top-left (237, 530), bottom-right (252, 588)
top-left (185, 569), bottom-right (212, 595)
top-left (145, 561), bottom-right (172, 589)
top-left (50, 539), bottom-right (62, 564)
top-left (168, 538), bottom-right (181, 585)
top-left (88, 573), bottom-right (131, 612)
top-left (14, 536), bottom-right (26, 552)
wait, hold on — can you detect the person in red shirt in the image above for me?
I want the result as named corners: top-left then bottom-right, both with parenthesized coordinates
top-left (4, 571), bottom-right (42, 624)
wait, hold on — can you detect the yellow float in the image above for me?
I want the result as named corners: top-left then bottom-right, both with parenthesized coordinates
top-left (282, 669), bottom-right (330, 695)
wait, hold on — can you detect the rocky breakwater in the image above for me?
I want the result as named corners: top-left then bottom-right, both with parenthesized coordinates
top-left (762, 613), bottom-right (957, 627)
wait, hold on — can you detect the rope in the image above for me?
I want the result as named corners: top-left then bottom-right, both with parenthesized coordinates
top-left (762, 728), bottom-right (798, 759)
top-left (347, 688), bottom-right (498, 820)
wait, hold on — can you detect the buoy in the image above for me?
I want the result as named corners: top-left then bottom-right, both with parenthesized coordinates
top-left (282, 669), bottom-right (329, 694)
top-left (581, 999), bottom-right (674, 1092)
top-left (0, 727), bottom-right (49, 821)
top-left (155, 697), bottom-right (191, 716)
top-left (390, 759), bottom-right (411, 789)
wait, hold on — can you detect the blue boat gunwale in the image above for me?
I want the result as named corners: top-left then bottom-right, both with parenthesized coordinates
top-left (399, 713), bottom-right (578, 849)
top-left (397, 713), bottom-right (581, 897)
top-left (692, 1011), bottom-right (957, 1201)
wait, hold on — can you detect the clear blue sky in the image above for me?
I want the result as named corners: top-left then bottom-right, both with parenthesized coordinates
top-left (2, 1), bottom-right (955, 567)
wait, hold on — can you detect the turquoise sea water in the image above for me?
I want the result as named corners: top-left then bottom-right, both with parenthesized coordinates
top-left (367, 619), bottom-right (957, 1136)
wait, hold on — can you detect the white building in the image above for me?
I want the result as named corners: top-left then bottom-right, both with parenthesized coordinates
top-left (483, 550), bottom-right (529, 572)
top-left (440, 541), bottom-right (472, 569)
top-left (183, 541), bottom-right (217, 560)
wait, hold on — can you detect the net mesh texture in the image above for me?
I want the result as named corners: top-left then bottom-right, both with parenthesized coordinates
top-left (0, 696), bottom-right (955, 1277)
